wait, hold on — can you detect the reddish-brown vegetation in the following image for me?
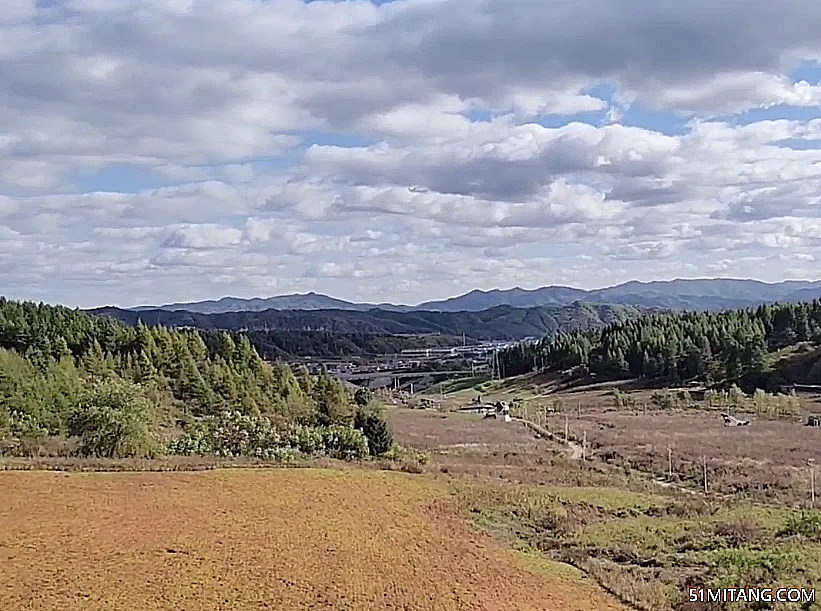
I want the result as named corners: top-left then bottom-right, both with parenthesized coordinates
top-left (0, 469), bottom-right (626, 611)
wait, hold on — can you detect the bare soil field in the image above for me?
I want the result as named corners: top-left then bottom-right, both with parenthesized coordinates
top-left (0, 469), bottom-right (626, 611)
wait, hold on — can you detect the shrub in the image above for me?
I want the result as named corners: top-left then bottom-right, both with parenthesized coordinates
top-left (709, 549), bottom-right (801, 589)
top-left (289, 425), bottom-right (326, 455)
top-left (356, 412), bottom-right (394, 456)
top-left (650, 389), bottom-right (679, 410)
top-left (68, 379), bottom-right (155, 458)
top-left (169, 410), bottom-right (285, 459)
top-left (7, 410), bottom-right (49, 440)
top-left (354, 388), bottom-right (372, 407)
top-left (167, 425), bottom-right (215, 456)
top-left (779, 511), bottom-right (821, 541)
top-left (320, 425), bottom-right (369, 460)
top-left (611, 389), bottom-right (636, 409)
top-left (169, 412), bottom-right (368, 461)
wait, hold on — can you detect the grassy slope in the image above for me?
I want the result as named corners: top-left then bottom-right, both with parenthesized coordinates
top-left (389, 385), bottom-right (821, 611)
top-left (455, 481), bottom-right (821, 611)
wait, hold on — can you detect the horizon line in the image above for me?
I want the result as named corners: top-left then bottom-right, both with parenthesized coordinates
top-left (120, 275), bottom-right (821, 311)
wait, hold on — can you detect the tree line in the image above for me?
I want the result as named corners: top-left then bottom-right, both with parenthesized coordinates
top-left (498, 300), bottom-right (821, 387)
top-left (0, 297), bottom-right (392, 459)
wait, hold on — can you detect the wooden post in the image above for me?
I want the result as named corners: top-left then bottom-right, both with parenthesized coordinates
top-left (667, 448), bottom-right (673, 478)
top-left (643, 402), bottom-right (647, 416)
top-left (577, 401), bottom-right (581, 418)
top-left (811, 464), bottom-right (816, 507)
top-left (702, 456), bottom-right (708, 494)
top-left (565, 414), bottom-right (569, 445)
top-left (582, 431), bottom-right (587, 462)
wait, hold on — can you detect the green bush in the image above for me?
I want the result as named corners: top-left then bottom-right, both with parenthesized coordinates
top-left (709, 549), bottom-right (801, 589)
top-left (320, 425), bottom-right (369, 460)
top-left (68, 379), bottom-right (155, 458)
top-left (168, 411), bottom-right (368, 461)
top-left (779, 511), bottom-right (821, 541)
top-left (169, 410), bottom-right (285, 459)
top-left (7, 410), bottom-right (49, 440)
top-left (385, 444), bottom-right (431, 471)
top-left (354, 388), bottom-right (372, 407)
top-left (357, 412), bottom-right (393, 456)
top-left (167, 425), bottom-right (215, 456)
top-left (289, 425), bottom-right (326, 455)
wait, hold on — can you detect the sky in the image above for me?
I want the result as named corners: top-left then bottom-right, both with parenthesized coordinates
top-left (4, 1), bottom-right (821, 308)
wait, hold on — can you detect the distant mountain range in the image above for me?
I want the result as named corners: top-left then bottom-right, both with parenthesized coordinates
top-left (131, 279), bottom-right (821, 314)
top-left (90, 302), bottom-right (650, 341)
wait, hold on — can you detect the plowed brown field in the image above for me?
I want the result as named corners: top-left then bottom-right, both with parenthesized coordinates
top-left (0, 469), bottom-right (625, 611)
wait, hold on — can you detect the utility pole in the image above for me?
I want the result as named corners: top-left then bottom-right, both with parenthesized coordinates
top-left (668, 448), bottom-right (673, 478)
top-left (565, 414), bottom-right (569, 445)
top-left (810, 459), bottom-right (816, 507)
top-left (582, 431), bottom-right (587, 462)
top-left (702, 456), bottom-right (708, 494)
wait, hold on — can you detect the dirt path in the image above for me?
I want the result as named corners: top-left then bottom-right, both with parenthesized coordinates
top-left (0, 469), bottom-right (628, 611)
top-left (512, 417), bottom-right (585, 460)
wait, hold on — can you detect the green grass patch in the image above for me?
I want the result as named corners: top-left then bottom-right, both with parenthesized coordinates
top-left (452, 479), bottom-right (821, 610)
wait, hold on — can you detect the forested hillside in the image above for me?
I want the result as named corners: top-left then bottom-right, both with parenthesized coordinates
top-left (0, 298), bottom-right (391, 460)
top-left (499, 300), bottom-right (821, 389)
top-left (242, 330), bottom-right (467, 359)
top-left (89, 302), bottom-right (650, 343)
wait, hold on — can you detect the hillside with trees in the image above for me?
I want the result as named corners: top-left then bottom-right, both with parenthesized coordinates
top-left (0, 297), bottom-right (392, 460)
top-left (499, 300), bottom-right (821, 390)
top-left (88, 302), bottom-right (651, 344)
top-left (234, 330), bottom-right (471, 359)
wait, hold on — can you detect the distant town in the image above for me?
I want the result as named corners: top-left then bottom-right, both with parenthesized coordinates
top-left (283, 338), bottom-right (531, 391)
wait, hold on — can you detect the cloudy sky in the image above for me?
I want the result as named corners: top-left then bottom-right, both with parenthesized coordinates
top-left (3, 0), bottom-right (821, 308)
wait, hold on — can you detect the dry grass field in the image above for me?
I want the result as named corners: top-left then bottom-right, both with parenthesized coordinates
top-left (388, 404), bottom-right (821, 610)
top-left (423, 374), bottom-right (821, 506)
top-left (0, 469), bottom-right (627, 611)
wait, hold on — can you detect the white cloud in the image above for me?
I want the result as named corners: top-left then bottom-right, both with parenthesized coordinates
top-left (162, 224), bottom-right (244, 250)
top-left (2, 0), bottom-right (821, 307)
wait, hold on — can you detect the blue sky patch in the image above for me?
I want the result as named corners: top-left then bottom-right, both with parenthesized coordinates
top-left (68, 164), bottom-right (176, 194)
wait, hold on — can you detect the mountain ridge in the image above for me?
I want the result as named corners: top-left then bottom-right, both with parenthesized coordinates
top-left (90, 302), bottom-right (653, 342)
top-left (127, 278), bottom-right (821, 314)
